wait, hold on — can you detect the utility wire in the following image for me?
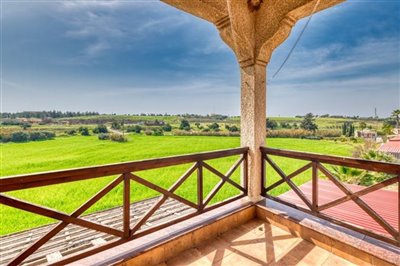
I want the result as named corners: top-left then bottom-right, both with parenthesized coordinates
top-left (271, 0), bottom-right (321, 79)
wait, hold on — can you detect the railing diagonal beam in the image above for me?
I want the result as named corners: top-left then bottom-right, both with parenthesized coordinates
top-left (265, 162), bottom-right (313, 192)
top-left (318, 176), bottom-right (399, 211)
top-left (265, 155), bottom-right (313, 210)
top-left (7, 175), bottom-right (124, 266)
top-left (203, 156), bottom-right (245, 207)
top-left (202, 162), bottom-right (245, 193)
top-left (0, 194), bottom-right (124, 238)
top-left (130, 163), bottom-right (198, 234)
top-left (318, 163), bottom-right (398, 239)
top-left (127, 173), bottom-right (198, 209)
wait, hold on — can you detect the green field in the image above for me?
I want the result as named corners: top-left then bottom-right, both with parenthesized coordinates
top-left (0, 135), bottom-right (354, 235)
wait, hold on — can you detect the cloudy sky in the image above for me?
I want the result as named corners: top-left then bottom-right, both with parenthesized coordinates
top-left (1, 0), bottom-right (399, 117)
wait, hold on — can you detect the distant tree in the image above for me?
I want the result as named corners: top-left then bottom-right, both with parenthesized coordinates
top-left (78, 127), bottom-right (90, 136)
top-left (111, 121), bottom-right (121, 130)
top-left (179, 120), bottom-right (191, 131)
top-left (280, 122), bottom-right (291, 129)
top-left (300, 113), bottom-right (318, 132)
top-left (392, 109), bottom-right (400, 128)
top-left (162, 124), bottom-right (172, 132)
top-left (21, 123), bottom-right (32, 130)
top-left (359, 122), bottom-right (367, 130)
top-left (228, 125), bottom-right (239, 132)
top-left (152, 128), bottom-right (164, 136)
top-left (65, 129), bottom-right (76, 135)
top-left (342, 122), bottom-right (354, 137)
top-left (208, 122), bottom-right (220, 131)
top-left (11, 132), bottom-right (30, 142)
top-left (93, 124), bottom-right (108, 134)
top-left (382, 124), bottom-right (393, 135)
top-left (98, 133), bottom-right (110, 140)
top-left (266, 119), bottom-right (278, 130)
top-left (127, 125), bottom-right (142, 134)
top-left (195, 122), bottom-right (201, 129)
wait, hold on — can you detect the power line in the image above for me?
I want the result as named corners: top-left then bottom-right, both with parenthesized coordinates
top-left (271, 0), bottom-right (321, 79)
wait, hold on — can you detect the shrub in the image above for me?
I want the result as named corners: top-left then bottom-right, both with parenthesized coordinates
top-left (266, 129), bottom-right (340, 139)
top-left (162, 124), bottom-right (172, 132)
top-left (179, 119), bottom-right (191, 131)
top-left (21, 123), bottom-right (32, 130)
top-left (144, 130), bottom-right (153, 136)
top-left (29, 131), bottom-right (55, 141)
top-left (29, 132), bottom-right (47, 141)
top-left (228, 125), bottom-right (239, 132)
top-left (266, 119), bottom-right (278, 130)
top-left (208, 123), bottom-right (220, 131)
top-left (152, 128), bottom-right (164, 136)
top-left (93, 124), bottom-right (108, 134)
top-left (111, 121), bottom-right (121, 130)
top-left (110, 133), bottom-right (127, 142)
top-left (65, 129), bottom-right (77, 135)
top-left (41, 131), bottom-right (55, 139)
top-left (78, 127), bottom-right (90, 136)
top-left (1, 119), bottom-right (22, 126)
top-left (98, 133), bottom-right (110, 140)
top-left (127, 125), bottom-right (142, 134)
top-left (173, 130), bottom-right (239, 137)
top-left (0, 134), bottom-right (11, 143)
top-left (11, 132), bottom-right (30, 142)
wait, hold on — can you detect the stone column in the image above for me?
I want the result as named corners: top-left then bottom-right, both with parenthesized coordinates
top-left (240, 63), bottom-right (266, 202)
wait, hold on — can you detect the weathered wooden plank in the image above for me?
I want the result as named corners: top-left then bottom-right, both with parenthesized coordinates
top-left (202, 162), bottom-right (245, 193)
top-left (203, 156), bottom-right (244, 207)
top-left (7, 175), bottom-right (123, 265)
top-left (312, 161), bottom-right (318, 212)
top-left (265, 162), bottom-right (312, 192)
top-left (123, 174), bottom-right (131, 238)
top-left (130, 163), bottom-right (197, 233)
top-left (261, 147), bottom-right (400, 174)
top-left (265, 155), bottom-right (313, 210)
top-left (128, 173), bottom-right (198, 209)
top-left (0, 195), bottom-right (124, 238)
top-left (1, 147), bottom-right (249, 193)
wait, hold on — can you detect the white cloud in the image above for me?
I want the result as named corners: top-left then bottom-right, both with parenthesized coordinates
top-left (270, 37), bottom-right (399, 83)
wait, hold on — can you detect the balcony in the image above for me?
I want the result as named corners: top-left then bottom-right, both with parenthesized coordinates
top-left (0, 147), bottom-right (399, 266)
top-left (2, 1), bottom-right (399, 265)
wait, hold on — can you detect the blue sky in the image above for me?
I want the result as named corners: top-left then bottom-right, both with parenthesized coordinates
top-left (1, 0), bottom-right (399, 117)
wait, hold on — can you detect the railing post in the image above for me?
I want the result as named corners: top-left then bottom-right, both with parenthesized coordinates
top-left (197, 161), bottom-right (203, 212)
top-left (261, 150), bottom-right (265, 197)
top-left (123, 173), bottom-right (131, 238)
top-left (244, 151), bottom-right (249, 195)
top-left (312, 161), bottom-right (318, 212)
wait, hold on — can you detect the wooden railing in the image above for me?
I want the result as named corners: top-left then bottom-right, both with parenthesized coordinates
top-left (261, 147), bottom-right (400, 246)
top-left (0, 147), bottom-right (248, 265)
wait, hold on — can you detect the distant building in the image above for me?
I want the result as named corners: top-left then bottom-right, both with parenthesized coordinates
top-left (355, 129), bottom-right (377, 141)
top-left (378, 135), bottom-right (400, 159)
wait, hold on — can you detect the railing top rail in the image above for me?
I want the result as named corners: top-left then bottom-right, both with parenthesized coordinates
top-left (261, 147), bottom-right (400, 175)
top-left (0, 147), bottom-right (249, 193)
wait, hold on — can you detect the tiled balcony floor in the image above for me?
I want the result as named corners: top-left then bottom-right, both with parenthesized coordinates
top-left (157, 219), bottom-right (355, 266)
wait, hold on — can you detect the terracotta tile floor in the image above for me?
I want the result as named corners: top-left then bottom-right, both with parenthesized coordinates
top-left (157, 219), bottom-right (356, 266)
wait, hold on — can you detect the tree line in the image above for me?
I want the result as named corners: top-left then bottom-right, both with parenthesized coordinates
top-left (1, 111), bottom-right (99, 119)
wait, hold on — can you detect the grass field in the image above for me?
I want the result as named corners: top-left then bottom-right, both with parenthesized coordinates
top-left (0, 135), bottom-right (355, 235)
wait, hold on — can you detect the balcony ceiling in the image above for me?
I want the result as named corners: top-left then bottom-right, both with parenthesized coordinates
top-left (162, 0), bottom-right (345, 67)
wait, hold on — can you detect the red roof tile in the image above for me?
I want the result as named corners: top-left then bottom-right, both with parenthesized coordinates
top-left (379, 141), bottom-right (400, 154)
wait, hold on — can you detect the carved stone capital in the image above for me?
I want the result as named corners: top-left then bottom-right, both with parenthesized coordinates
top-left (162, 0), bottom-right (345, 67)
